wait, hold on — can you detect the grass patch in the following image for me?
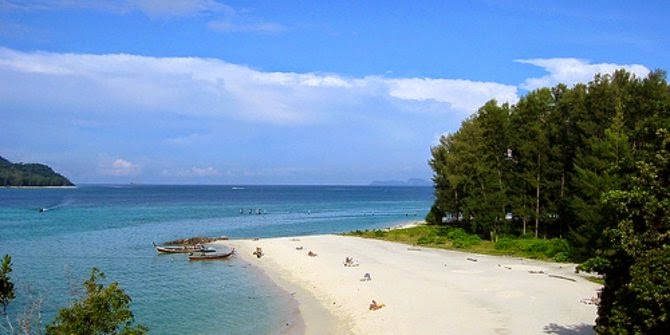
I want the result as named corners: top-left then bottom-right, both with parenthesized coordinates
top-left (494, 236), bottom-right (570, 261)
top-left (344, 225), bottom-right (572, 262)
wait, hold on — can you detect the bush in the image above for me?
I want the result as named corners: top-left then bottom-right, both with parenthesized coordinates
top-left (576, 256), bottom-right (610, 273)
top-left (417, 232), bottom-right (437, 245)
top-left (494, 237), bottom-right (515, 250)
top-left (452, 234), bottom-right (481, 248)
top-left (553, 252), bottom-right (569, 262)
top-left (46, 268), bottom-right (147, 335)
top-left (546, 238), bottom-right (570, 257)
top-left (494, 237), bottom-right (570, 260)
top-left (373, 230), bottom-right (386, 238)
top-left (446, 228), bottom-right (481, 248)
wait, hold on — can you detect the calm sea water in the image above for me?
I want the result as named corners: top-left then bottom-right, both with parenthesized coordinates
top-left (0, 185), bottom-right (433, 334)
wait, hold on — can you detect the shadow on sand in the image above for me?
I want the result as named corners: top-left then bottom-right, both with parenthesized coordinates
top-left (543, 323), bottom-right (594, 335)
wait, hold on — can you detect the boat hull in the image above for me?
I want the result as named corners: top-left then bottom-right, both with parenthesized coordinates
top-left (153, 242), bottom-right (215, 254)
top-left (188, 249), bottom-right (235, 260)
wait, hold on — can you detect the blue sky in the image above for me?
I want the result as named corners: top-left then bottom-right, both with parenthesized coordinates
top-left (0, 0), bottom-right (667, 185)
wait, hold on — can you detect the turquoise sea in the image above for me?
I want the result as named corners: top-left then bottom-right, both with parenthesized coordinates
top-left (0, 185), bottom-right (433, 334)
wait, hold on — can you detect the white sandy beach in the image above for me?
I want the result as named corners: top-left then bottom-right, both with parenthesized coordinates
top-left (223, 233), bottom-right (600, 335)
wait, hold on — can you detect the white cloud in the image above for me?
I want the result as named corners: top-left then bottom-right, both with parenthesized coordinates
top-left (0, 47), bottom-right (517, 128)
top-left (517, 58), bottom-right (650, 90)
top-left (1, 1), bottom-right (281, 33)
top-left (100, 158), bottom-right (140, 176)
top-left (113, 159), bottom-right (133, 168)
top-left (129, 0), bottom-right (232, 18)
top-left (0, 0), bottom-right (231, 18)
top-left (386, 78), bottom-right (518, 112)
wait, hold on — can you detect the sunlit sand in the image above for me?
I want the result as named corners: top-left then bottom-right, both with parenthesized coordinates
top-left (224, 233), bottom-right (600, 335)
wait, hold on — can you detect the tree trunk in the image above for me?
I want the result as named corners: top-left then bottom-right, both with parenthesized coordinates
top-left (454, 189), bottom-right (459, 221)
top-left (535, 153), bottom-right (540, 238)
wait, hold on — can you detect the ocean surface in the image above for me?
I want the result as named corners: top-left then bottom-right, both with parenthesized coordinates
top-left (0, 185), bottom-right (433, 334)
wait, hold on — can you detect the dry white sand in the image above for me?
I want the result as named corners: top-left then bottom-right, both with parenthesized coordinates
top-left (222, 235), bottom-right (600, 335)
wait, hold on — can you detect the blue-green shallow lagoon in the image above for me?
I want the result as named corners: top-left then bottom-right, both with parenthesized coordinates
top-left (0, 185), bottom-right (433, 334)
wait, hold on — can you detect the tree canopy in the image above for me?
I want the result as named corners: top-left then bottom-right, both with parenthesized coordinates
top-left (0, 255), bottom-right (15, 315)
top-left (46, 268), bottom-right (147, 335)
top-left (429, 69), bottom-right (670, 333)
top-left (0, 155), bottom-right (74, 187)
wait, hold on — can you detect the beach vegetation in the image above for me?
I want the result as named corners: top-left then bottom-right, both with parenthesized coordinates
top-left (428, 69), bottom-right (670, 334)
top-left (46, 268), bottom-right (147, 335)
top-left (0, 255), bottom-right (15, 316)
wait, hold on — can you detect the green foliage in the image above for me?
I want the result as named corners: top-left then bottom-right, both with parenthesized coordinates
top-left (576, 256), bottom-right (611, 274)
top-left (594, 129), bottom-right (670, 334)
top-left (429, 70), bottom-right (670, 246)
top-left (416, 233), bottom-right (436, 245)
top-left (0, 255), bottom-right (15, 315)
top-left (445, 228), bottom-right (481, 248)
top-left (46, 268), bottom-right (147, 335)
top-left (373, 230), bottom-right (386, 238)
top-left (494, 237), bottom-right (570, 260)
top-left (0, 155), bottom-right (74, 187)
top-left (344, 225), bottom-right (571, 261)
top-left (424, 204), bottom-right (443, 225)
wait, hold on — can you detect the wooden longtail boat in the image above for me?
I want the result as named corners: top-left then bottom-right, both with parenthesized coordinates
top-left (188, 248), bottom-right (235, 260)
top-left (152, 241), bottom-right (215, 254)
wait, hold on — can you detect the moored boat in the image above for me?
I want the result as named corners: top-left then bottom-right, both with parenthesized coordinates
top-left (153, 241), bottom-right (215, 254)
top-left (188, 248), bottom-right (235, 260)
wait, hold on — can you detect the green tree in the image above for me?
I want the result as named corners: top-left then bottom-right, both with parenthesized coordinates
top-left (510, 88), bottom-right (554, 237)
top-left (46, 268), bottom-right (147, 335)
top-left (569, 102), bottom-right (632, 260)
top-left (596, 129), bottom-right (670, 334)
top-left (0, 255), bottom-right (15, 315)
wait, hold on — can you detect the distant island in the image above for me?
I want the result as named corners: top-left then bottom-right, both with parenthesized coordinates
top-left (0, 155), bottom-right (74, 187)
top-left (369, 178), bottom-right (432, 186)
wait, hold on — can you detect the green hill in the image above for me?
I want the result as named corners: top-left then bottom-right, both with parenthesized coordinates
top-left (0, 155), bottom-right (74, 187)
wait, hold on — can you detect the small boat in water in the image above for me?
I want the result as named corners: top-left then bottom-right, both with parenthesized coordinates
top-left (188, 248), bottom-right (235, 260)
top-left (153, 241), bottom-right (215, 254)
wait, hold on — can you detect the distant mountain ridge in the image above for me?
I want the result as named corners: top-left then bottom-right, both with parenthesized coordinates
top-left (369, 178), bottom-right (432, 186)
top-left (0, 155), bottom-right (74, 187)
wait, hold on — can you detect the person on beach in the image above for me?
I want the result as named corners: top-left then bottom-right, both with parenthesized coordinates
top-left (369, 300), bottom-right (385, 311)
top-left (308, 251), bottom-right (317, 257)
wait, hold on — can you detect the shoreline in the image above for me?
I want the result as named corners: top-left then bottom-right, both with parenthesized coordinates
top-left (233, 242), bottom-right (348, 335)
top-left (223, 232), bottom-right (601, 334)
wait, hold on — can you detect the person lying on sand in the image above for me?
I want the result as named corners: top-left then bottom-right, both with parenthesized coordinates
top-left (369, 300), bottom-right (385, 311)
top-left (344, 257), bottom-right (359, 267)
top-left (308, 251), bottom-right (317, 257)
top-left (581, 292), bottom-right (601, 305)
top-left (361, 273), bottom-right (371, 281)
top-left (253, 247), bottom-right (264, 258)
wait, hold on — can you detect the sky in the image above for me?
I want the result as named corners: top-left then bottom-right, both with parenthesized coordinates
top-left (0, 0), bottom-right (668, 185)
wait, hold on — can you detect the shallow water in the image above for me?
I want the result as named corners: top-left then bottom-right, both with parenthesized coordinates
top-left (0, 185), bottom-right (432, 334)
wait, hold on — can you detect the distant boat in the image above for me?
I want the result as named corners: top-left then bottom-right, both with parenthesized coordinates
top-left (152, 241), bottom-right (215, 254)
top-left (188, 248), bottom-right (235, 260)
top-left (38, 208), bottom-right (48, 212)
